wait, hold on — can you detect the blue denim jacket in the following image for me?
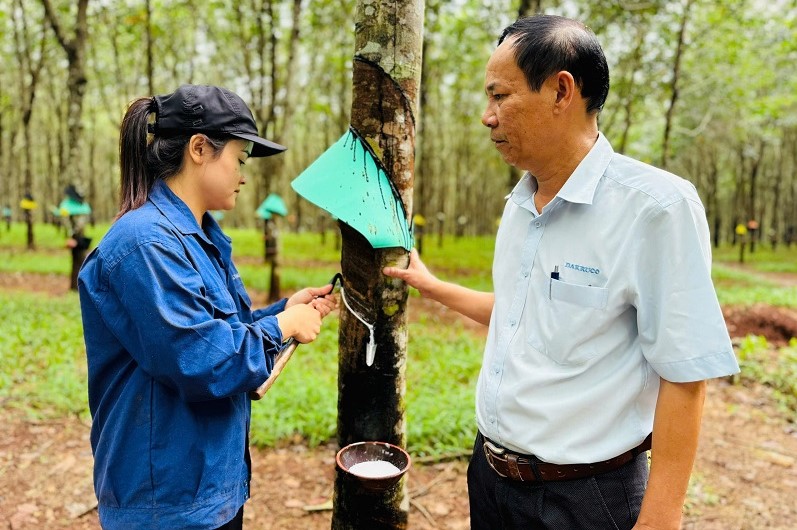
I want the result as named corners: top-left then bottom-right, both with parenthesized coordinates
top-left (78, 180), bottom-right (285, 529)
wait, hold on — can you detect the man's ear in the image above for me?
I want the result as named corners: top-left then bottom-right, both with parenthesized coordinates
top-left (187, 134), bottom-right (207, 164)
top-left (552, 71), bottom-right (577, 112)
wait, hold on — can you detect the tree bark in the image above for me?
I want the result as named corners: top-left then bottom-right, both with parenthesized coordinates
top-left (768, 146), bottom-right (784, 249)
top-left (747, 139), bottom-right (765, 253)
top-left (617, 21), bottom-right (646, 154)
top-left (40, 0), bottom-right (90, 198)
top-left (234, 0), bottom-right (303, 221)
top-left (145, 0), bottom-right (154, 95)
top-left (332, 1), bottom-right (424, 528)
top-left (704, 146), bottom-right (721, 247)
top-left (661, 0), bottom-right (693, 169)
top-left (13, 0), bottom-right (47, 249)
top-left (258, 0), bottom-right (302, 208)
top-left (518, 0), bottom-right (542, 17)
top-left (415, 0), bottom-right (438, 222)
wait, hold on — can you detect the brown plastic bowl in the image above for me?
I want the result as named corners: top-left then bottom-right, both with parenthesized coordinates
top-left (336, 441), bottom-right (411, 491)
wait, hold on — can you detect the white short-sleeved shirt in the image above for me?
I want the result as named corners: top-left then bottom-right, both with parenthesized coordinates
top-left (476, 133), bottom-right (739, 464)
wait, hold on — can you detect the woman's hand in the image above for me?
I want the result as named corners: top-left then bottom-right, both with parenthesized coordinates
top-left (286, 283), bottom-right (338, 318)
top-left (278, 282), bottom-right (339, 343)
top-left (276, 304), bottom-right (322, 344)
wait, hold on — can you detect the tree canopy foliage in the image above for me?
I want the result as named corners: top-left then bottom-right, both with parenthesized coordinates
top-left (2, 0), bottom-right (795, 244)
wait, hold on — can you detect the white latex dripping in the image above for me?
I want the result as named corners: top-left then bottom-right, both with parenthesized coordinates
top-left (340, 286), bottom-right (377, 366)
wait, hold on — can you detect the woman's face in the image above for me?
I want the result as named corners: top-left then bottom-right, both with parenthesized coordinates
top-left (197, 139), bottom-right (252, 212)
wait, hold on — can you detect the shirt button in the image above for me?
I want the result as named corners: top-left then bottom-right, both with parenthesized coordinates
top-left (490, 417), bottom-right (496, 424)
top-left (535, 221), bottom-right (541, 228)
top-left (509, 319), bottom-right (517, 327)
top-left (522, 270), bottom-right (529, 278)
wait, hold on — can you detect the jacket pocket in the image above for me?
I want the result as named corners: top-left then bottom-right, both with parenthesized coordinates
top-left (205, 286), bottom-right (238, 318)
top-left (231, 274), bottom-right (253, 310)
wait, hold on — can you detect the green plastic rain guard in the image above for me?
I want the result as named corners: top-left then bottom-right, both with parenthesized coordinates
top-left (256, 193), bottom-right (288, 219)
top-left (58, 197), bottom-right (92, 216)
top-left (291, 128), bottom-right (412, 250)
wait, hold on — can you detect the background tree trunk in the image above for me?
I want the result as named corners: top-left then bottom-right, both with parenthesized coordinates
top-left (13, 0), bottom-right (47, 250)
top-left (661, 0), bottom-right (693, 169)
top-left (332, 1), bottom-right (424, 528)
top-left (1, 1), bottom-right (795, 246)
top-left (40, 0), bottom-right (89, 199)
top-left (518, 0), bottom-right (542, 17)
top-left (145, 0), bottom-right (154, 95)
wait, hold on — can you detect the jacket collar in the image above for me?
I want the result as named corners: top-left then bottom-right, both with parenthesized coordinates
top-left (148, 180), bottom-right (232, 256)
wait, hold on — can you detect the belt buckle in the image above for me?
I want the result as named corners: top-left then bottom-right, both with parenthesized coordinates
top-left (483, 440), bottom-right (508, 478)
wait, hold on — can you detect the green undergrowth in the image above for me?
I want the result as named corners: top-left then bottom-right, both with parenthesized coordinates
top-left (0, 289), bottom-right (482, 457)
top-left (733, 335), bottom-right (797, 420)
top-left (713, 244), bottom-right (797, 274)
top-left (3, 224), bottom-right (797, 457)
top-left (0, 291), bottom-right (88, 420)
top-left (712, 264), bottom-right (797, 308)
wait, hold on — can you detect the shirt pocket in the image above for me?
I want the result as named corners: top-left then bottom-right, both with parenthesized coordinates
top-left (532, 280), bottom-right (610, 365)
top-left (548, 278), bottom-right (608, 309)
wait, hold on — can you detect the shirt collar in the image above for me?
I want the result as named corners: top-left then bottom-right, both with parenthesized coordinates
top-left (506, 132), bottom-right (614, 207)
top-left (508, 172), bottom-right (537, 209)
top-left (556, 132), bottom-right (614, 205)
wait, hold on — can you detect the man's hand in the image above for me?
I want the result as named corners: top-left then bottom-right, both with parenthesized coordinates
top-left (634, 379), bottom-right (707, 530)
top-left (384, 248), bottom-right (494, 325)
top-left (382, 248), bottom-right (439, 298)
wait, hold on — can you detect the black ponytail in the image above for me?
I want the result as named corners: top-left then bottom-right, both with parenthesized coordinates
top-left (117, 97), bottom-right (231, 220)
top-left (118, 97), bottom-right (155, 219)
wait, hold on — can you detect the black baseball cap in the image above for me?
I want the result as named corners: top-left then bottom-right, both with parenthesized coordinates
top-left (151, 84), bottom-right (286, 157)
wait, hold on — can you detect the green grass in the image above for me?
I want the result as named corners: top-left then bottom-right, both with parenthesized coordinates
top-left (0, 291), bottom-right (89, 420)
top-left (0, 248), bottom-right (72, 275)
top-left (250, 315), bottom-right (483, 455)
top-left (2, 223), bottom-right (796, 456)
top-left (0, 221), bottom-right (494, 293)
top-left (712, 262), bottom-right (797, 308)
top-left (0, 288), bottom-right (482, 456)
top-left (714, 243), bottom-right (797, 274)
top-left (734, 335), bottom-right (797, 421)
top-left (0, 222), bottom-right (88, 274)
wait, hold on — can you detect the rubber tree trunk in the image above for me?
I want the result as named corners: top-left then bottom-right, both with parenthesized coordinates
top-left (264, 219), bottom-right (281, 302)
top-left (332, 1), bottom-right (424, 529)
top-left (661, 0), bottom-right (693, 170)
top-left (41, 0), bottom-right (89, 213)
top-left (68, 221), bottom-right (91, 290)
top-left (70, 245), bottom-right (89, 290)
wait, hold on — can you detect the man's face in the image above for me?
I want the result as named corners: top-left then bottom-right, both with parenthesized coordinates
top-left (481, 38), bottom-right (558, 173)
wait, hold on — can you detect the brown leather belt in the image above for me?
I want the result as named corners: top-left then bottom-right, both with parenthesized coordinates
top-left (482, 433), bottom-right (652, 482)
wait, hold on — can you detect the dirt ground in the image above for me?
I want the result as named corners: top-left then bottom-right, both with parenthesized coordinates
top-left (1, 268), bottom-right (797, 529)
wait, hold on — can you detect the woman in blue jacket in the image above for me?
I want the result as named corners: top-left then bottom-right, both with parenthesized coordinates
top-left (78, 84), bottom-right (336, 529)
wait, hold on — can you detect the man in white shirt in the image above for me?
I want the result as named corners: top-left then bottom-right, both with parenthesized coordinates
top-left (383, 14), bottom-right (739, 530)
